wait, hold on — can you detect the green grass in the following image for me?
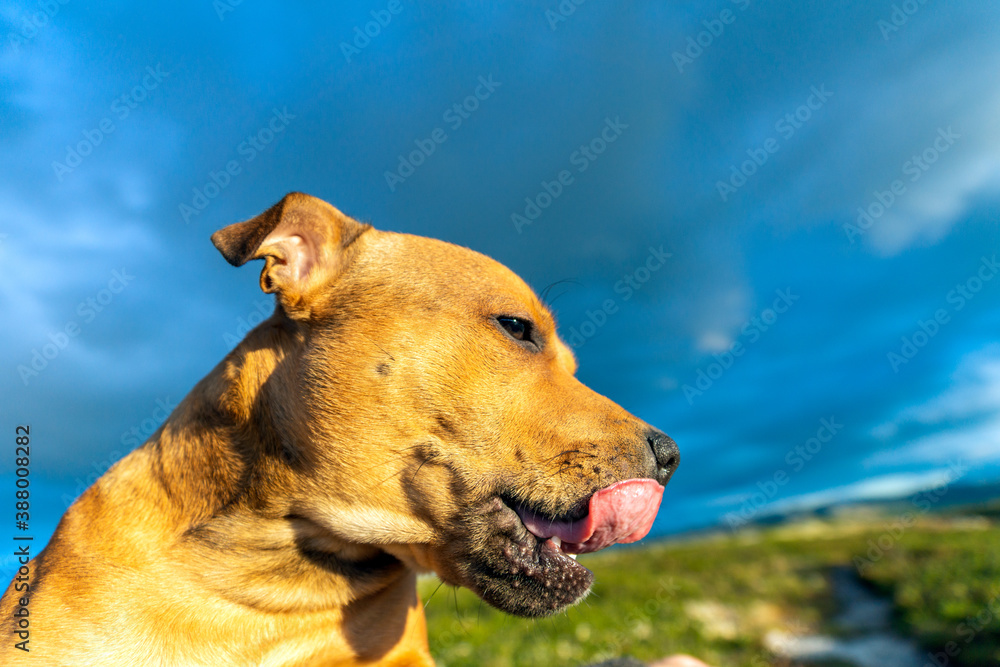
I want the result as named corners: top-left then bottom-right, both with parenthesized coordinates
top-left (420, 514), bottom-right (1000, 666)
top-left (860, 519), bottom-right (1000, 666)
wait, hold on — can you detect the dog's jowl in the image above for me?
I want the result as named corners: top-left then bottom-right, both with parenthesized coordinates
top-left (1, 192), bottom-right (680, 666)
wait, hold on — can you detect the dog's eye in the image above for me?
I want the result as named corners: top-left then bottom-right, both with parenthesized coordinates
top-left (497, 316), bottom-right (529, 341)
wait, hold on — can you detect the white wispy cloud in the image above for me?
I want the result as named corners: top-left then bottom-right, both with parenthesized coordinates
top-left (763, 468), bottom-right (962, 515)
top-left (859, 69), bottom-right (1000, 256)
top-left (866, 345), bottom-right (1000, 466)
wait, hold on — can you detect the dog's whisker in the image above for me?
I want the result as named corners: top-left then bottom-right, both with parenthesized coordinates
top-left (359, 332), bottom-right (395, 361)
top-left (539, 278), bottom-right (581, 306)
top-left (408, 455), bottom-right (435, 485)
top-left (370, 448), bottom-right (445, 489)
top-left (352, 444), bottom-right (429, 478)
top-left (372, 467), bottom-right (412, 489)
top-left (423, 579), bottom-right (447, 609)
top-left (540, 448), bottom-right (585, 462)
top-left (543, 461), bottom-right (583, 480)
top-left (452, 586), bottom-right (470, 634)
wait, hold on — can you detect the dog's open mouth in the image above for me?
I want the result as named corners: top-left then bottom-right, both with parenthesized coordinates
top-left (468, 479), bottom-right (664, 617)
top-left (513, 478), bottom-right (665, 555)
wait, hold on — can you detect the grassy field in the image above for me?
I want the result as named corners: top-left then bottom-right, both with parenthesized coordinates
top-left (420, 511), bottom-right (1000, 666)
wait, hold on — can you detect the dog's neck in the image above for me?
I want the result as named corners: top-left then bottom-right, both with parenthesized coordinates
top-left (141, 314), bottom-right (301, 520)
top-left (128, 313), bottom-right (417, 613)
top-left (78, 313), bottom-right (436, 663)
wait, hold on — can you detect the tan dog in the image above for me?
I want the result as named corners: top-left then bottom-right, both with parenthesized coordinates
top-left (1, 193), bottom-right (680, 666)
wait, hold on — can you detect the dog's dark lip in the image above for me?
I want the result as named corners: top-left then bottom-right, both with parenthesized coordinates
top-left (464, 483), bottom-right (662, 615)
top-left (498, 478), bottom-right (665, 557)
top-left (495, 495), bottom-right (588, 568)
top-left (462, 514), bottom-right (594, 617)
top-left (499, 492), bottom-right (590, 526)
top-left (469, 494), bottom-right (592, 615)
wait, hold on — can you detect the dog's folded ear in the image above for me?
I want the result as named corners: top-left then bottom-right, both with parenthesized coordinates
top-left (211, 192), bottom-right (370, 316)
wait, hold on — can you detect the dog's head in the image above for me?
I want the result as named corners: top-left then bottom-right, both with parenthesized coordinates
top-left (212, 192), bottom-right (679, 617)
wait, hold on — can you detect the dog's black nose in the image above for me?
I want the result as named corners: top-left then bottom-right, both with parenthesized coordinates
top-left (646, 428), bottom-right (679, 486)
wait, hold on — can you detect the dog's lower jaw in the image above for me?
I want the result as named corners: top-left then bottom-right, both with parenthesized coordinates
top-left (429, 497), bottom-right (596, 618)
top-left (472, 536), bottom-right (596, 618)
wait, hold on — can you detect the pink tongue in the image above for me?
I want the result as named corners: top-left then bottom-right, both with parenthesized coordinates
top-left (516, 479), bottom-right (664, 554)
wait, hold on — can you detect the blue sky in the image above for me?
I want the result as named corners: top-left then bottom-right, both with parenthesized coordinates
top-left (2, 1), bottom-right (1000, 571)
